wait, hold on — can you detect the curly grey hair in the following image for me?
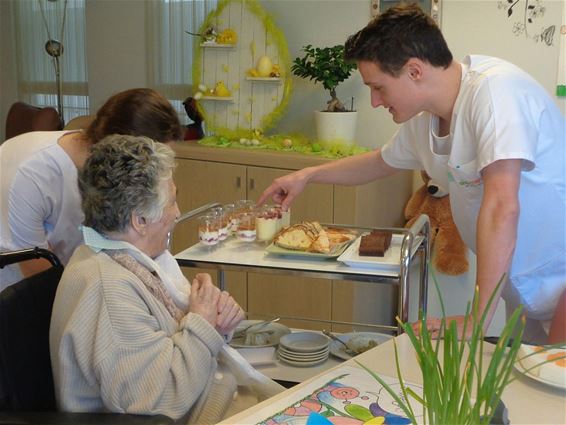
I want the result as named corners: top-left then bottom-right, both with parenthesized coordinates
top-left (79, 134), bottom-right (176, 234)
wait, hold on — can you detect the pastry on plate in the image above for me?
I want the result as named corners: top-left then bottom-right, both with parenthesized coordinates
top-left (274, 221), bottom-right (330, 253)
top-left (274, 222), bottom-right (357, 254)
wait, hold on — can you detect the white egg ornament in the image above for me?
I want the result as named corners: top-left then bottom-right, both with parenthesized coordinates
top-left (256, 55), bottom-right (273, 77)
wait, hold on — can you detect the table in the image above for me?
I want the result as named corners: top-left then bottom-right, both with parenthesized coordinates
top-left (221, 334), bottom-right (566, 425)
top-left (175, 214), bottom-right (431, 333)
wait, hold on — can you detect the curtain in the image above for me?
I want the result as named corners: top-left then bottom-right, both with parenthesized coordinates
top-left (13, 0), bottom-right (89, 123)
top-left (147, 0), bottom-right (217, 124)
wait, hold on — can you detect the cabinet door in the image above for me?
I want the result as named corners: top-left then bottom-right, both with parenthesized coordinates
top-left (247, 166), bottom-right (333, 223)
top-left (172, 159), bottom-right (247, 307)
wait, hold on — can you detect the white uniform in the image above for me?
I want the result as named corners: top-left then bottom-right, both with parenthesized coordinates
top-left (0, 131), bottom-right (82, 291)
top-left (382, 55), bottom-right (566, 324)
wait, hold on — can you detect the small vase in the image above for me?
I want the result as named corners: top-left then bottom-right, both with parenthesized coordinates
top-left (314, 110), bottom-right (358, 145)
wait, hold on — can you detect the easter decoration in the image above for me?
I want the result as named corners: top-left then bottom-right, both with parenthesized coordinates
top-left (185, 26), bottom-right (237, 46)
top-left (192, 0), bottom-right (367, 158)
top-left (192, 0), bottom-right (291, 135)
top-left (247, 55), bottom-right (282, 78)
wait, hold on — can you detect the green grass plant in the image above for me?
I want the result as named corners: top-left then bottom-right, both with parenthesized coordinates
top-left (357, 272), bottom-right (526, 425)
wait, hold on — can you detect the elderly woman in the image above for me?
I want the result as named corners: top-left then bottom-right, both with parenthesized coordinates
top-left (0, 88), bottom-right (182, 291)
top-left (50, 135), bottom-right (281, 423)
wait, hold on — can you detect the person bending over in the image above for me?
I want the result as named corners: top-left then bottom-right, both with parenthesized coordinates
top-left (1, 88), bottom-right (182, 291)
top-left (258, 5), bottom-right (565, 344)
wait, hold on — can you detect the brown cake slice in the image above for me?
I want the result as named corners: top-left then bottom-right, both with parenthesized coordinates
top-left (358, 230), bottom-right (392, 257)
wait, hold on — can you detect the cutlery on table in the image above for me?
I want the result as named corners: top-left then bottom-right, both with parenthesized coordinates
top-left (322, 329), bottom-right (357, 356)
top-left (234, 317), bottom-right (280, 339)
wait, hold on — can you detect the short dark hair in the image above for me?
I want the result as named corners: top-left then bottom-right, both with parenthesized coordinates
top-left (85, 88), bottom-right (183, 144)
top-left (344, 4), bottom-right (452, 76)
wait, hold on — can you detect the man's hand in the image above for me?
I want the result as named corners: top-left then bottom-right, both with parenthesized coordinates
top-left (256, 169), bottom-right (310, 210)
top-left (411, 315), bottom-right (474, 339)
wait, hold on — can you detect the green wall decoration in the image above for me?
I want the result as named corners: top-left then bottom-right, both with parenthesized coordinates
top-left (192, 0), bottom-right (292, 137)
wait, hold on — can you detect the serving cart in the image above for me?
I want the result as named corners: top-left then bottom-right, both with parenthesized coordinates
top-left (174, 207), bottom-right (431, 335)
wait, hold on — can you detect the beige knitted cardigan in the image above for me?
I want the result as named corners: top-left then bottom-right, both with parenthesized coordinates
top-left (50, 245), bottom-right (237, 424)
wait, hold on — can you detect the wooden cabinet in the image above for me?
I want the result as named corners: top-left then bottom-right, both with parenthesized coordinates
top-left (171, 143), bottom-right (413, 331)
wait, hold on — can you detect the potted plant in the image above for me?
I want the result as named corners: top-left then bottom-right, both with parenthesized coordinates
top-left (356, 274), bottom-right (565, 425)
top-left (292, 44), bottom-right (358, 145)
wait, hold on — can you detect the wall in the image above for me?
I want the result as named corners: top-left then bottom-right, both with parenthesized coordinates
top-left (85, 0), bottom-right (149, 111)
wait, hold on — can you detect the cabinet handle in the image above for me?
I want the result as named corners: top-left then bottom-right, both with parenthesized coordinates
top-left (249, 178), bottom-right (255, 191)
top-left (236, 176), bottom-right (241, 188)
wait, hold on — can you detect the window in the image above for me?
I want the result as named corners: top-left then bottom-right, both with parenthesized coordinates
top-left (147, 0), bottom-right (217, 124)
top-left (13, 0), bottom-right (89, 123)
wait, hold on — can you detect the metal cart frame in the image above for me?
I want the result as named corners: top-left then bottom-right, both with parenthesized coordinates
top-left (174, 207), bottom-right (430, 334)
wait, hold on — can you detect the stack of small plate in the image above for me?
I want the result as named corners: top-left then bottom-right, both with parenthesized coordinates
top-left (277, 332), bottom-right (330, 367)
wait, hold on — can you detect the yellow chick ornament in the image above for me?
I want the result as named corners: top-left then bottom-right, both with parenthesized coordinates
top-left (214, 81), bottom-right (231, 97)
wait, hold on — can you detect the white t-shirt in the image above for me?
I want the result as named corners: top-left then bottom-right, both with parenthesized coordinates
top-left (382, 55), bottom-right (566, 320)
top-left (0, 131), bottom-right (82, 290)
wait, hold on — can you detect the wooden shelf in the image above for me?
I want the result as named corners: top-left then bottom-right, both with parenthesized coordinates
top-left (200, 96), bottom-right (234, 102)
top-left (246, 77), bottom-right (282, 83)
top-left (200, 42), bottom-right (236, 49)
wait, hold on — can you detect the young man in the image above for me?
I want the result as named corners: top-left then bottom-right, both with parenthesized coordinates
top-left (258, 4), bottom-right (565, 344)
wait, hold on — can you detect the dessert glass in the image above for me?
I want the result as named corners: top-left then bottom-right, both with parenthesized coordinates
top-left (197, 214), bottom-right (220, 246)
top-left (235, 199), bottom-right (255, 214)
top-left (255, 205), bottom-right (279, 243)
top-left (236, 211), bottom-right (256, 242)
top-left (271, 205), bottom-right (291, 232)
top-left (210, 207), bottom-right (229, 241)
top-left (223, 203), bottom-right (237, 236)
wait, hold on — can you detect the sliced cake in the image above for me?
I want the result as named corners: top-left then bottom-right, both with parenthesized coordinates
top-left (358, 230), bottom-right (392, 257)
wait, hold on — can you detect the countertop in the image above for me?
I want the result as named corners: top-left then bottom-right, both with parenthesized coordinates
top-left (171, 141), bottom-right (339, 170)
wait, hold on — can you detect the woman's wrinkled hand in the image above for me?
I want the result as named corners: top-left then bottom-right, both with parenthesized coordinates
top-left (189, 273), bottom-right (221, 327)
top-left (216, 291), bottom-right (245, 335)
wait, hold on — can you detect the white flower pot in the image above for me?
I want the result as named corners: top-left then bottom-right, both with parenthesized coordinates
top-left (314, 110), bottom-right (358, 145)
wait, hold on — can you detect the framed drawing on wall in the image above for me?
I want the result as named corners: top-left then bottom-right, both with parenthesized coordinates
top-left (370, 0), bottom-right (442, 25)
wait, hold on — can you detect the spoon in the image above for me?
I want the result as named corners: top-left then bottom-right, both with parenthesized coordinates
top-left (234, 317), bottom-right (280, 339)
top-left (322, 329), bottom-right (357, 356)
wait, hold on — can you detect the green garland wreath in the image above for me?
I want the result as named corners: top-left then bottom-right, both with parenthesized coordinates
top-left (192, 0), bottom-right (292, 137)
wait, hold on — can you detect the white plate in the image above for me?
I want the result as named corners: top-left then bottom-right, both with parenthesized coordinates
top-left (329, 332), bottom-right (393, 360)
top-left (278, 351), bottom-right (329, 363)
top-left (265, 226), bottom-right (358, 259)
top-left (514, 344), bottom-right (566, 390)
top-left (278, 355), bottom-right (329, 367)
top-left (279, 332), bottom-right (330, 353)
top-left (278, 347), bottom-right (329, 361)
top-left (229, 320), bottom-right (291, 348)
top-left (337, 234), bottom-right (420, 270)
top-left (265, 239), bottom-right (353, 259)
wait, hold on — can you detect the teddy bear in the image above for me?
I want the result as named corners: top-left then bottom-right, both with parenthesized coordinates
top-left (405, 171), bottom-right (469, 275)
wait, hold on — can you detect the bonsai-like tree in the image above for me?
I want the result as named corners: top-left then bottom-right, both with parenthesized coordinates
top-left (292, 44), bottom-right (357, 112)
